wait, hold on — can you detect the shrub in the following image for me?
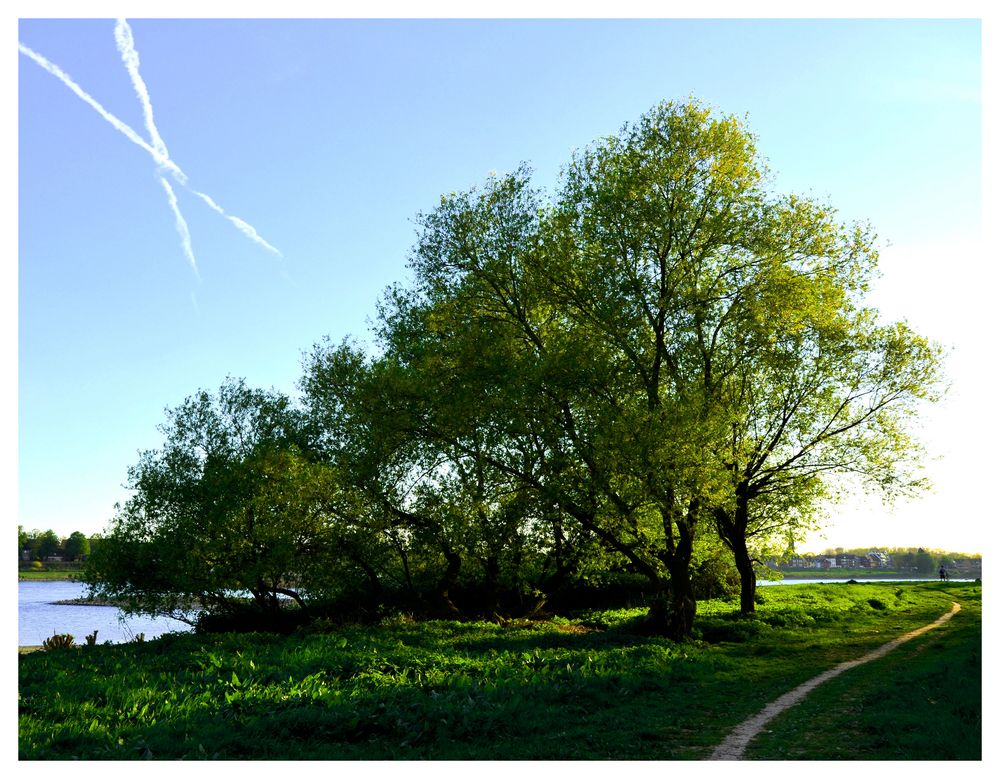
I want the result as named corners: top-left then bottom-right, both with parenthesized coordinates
top-left (41, 633), bottom-right (75, 651)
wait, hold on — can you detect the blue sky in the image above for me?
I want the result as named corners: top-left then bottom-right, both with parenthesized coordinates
top-left (15, 16), bottom-right (987, 552)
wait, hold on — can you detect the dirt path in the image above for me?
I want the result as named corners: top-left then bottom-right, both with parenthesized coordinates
top-left (708, 601), bottom-right (961, 760)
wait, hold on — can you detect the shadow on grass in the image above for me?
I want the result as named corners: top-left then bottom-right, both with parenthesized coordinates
top-left (20, 583), bottom-right (978, 760)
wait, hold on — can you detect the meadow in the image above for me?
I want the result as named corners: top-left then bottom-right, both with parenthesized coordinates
top-left (18, 581), bottom-right (980, 760)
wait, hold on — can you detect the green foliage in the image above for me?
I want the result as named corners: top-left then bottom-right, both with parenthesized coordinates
top-left (18, 583), bottom-right (977, 760)
top-left (84, 98), bottom-right (944, 642)
top-left (64, 531), bottom-right (91, 561)
top-left (747, 584), bottom-right (981, 760)
top-left (41, 633), bottom-right (75, 651)
top-left (299, 98), bottom-right (942, 635)
top-left (84, 378), bottom-right (347, 624)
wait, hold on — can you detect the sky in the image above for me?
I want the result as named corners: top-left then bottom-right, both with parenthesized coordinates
top-left (14, 11), bottom-right (990, 555)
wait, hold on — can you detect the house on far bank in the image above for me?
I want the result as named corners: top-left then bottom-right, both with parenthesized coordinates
top-left (868, 550), bottom-right (892, 568)
top-left (836, 553), bottom-right (871, 569)
top-left (952, 558), bottom-right (983, 576)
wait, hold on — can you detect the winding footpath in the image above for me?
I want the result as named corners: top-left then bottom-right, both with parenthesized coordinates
top-left (708, 601), bottom-right (962, 760)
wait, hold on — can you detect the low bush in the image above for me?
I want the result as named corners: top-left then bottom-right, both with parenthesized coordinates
top-left (41, 633), bottom-right (75, 651)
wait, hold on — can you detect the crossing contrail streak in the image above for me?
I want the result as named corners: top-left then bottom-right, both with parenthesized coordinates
top-left (114, 18), bottom-right (171, 166)
top-left (19, 32), bottom-right (283, 269)
top-left (18, 42), bottom-right (184, 182)
top-left (158, 176), bottom-right (199, 278)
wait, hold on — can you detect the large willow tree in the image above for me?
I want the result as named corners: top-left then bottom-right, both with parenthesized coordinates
top-left (314, 99), bottom-right (942, 638)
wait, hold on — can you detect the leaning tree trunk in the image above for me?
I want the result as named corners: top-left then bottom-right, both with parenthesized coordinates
top-left (714, 493), bottom-right (756, 614)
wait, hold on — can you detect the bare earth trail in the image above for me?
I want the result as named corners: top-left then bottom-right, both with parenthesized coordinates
top-left (708, 602), bottom-right (962, 760)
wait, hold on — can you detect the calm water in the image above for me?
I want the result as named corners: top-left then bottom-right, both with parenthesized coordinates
top-left (760, 577), bottom-right (976, 586)
top-left (18, 581), bottom-right (193, 646)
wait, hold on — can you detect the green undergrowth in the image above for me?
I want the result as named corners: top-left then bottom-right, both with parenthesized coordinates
top-left (747, 583), bottom-right (982, 760)
top-left (19, 582), bottom-right (980, 760)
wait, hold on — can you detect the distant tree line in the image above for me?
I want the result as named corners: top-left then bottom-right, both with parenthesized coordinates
top-left (18, 526), bottom-right (97, 562)
top-left (780, 547), bottom-right (981, 574)
top-left (84, 100), bottom-right (944, 640)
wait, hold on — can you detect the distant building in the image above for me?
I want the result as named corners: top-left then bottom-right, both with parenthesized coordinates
top-left (953, 558), bottom-right (983, 575)
top-left (868, 550), bottom-right (891, 568)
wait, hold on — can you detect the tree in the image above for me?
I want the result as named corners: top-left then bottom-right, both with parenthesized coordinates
top-left (914, 547), bottom-right (936, 575)
top-left (301, 338), bottom-right (592, 618)
top-left (699, 208), bottom-right (943, 611)
top-left (353, 103), bottom-right (759, 638)
top-left (63, 531), bottom-right (91, 561)
top-left (34, 529), bottom-right (61, 561)
top-left (335, 99), bottom-right (942, 636)
top-left (85, 378), bottom-right (345, 623)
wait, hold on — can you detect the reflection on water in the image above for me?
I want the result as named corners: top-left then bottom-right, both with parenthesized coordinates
top-left (18, 581), bottom-right (193, 646)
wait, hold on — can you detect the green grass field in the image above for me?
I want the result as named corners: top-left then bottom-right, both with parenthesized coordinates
top-left (18, 581), bottom-right (980, 760)
top-left (18, 571), bottom-right (81, 581)
top-left (18, 564), bottom-right (84, 581)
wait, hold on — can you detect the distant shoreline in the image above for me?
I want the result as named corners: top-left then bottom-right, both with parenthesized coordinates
top-left (18, 570), bottom-right (82, 582)
top-left (777, 571), bottom-right (978, 580)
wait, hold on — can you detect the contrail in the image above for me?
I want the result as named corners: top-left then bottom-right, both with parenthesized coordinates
top-left (18, 42), bottom-right (184, 182)
top-left (113, 18), bottom-right (200, 274)
top-left (19, 33), bottom-right (283, 266)
top-left (193, 191), bottom-right (283, 257)
top-left (158, 175), bottom-right (199, 278)
top-left (114, 18), bottom-right (172, 168)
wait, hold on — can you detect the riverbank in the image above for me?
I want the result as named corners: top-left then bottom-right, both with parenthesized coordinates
top-left (18, 580), bottom-right (194, 647)
top-left (18, 570), bottom-right (82, 581)
top-left (776, 570), bottom-right (964, 580)
top-left (19, 581), bottom-right (981, 760)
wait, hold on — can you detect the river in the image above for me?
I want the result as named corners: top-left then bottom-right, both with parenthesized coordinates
top-left (759, 577), bottom-right (976, 585)
top-left (18, 581), bottom-right (194, 647)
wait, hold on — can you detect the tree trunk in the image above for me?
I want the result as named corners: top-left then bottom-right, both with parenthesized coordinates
top-left (732, 533), bottom-right (757, 614)
top-left (715, 491), bottom-right (756, 614)
top-left (664, 534), bottom-right (697, 640)
top-left (432, 545), bottom-right (462, 617)
top-left (644, 507), bottom-right (697, 641)
top-left (483, 554), bottom-right (501, 617)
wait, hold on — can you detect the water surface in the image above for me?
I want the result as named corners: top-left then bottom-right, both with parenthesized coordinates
top-left (18, 581), bottom-right (193, 646)
top-left (760, 577), bottom-right (975, 585)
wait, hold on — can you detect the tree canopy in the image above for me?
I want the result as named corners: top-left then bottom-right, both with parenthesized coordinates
top-left (85, 379), bottom-right (346, 622)
top-left (87, 99), bottom-right (944, 639)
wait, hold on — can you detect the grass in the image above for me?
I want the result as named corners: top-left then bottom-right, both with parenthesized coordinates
top-left (18, 569), bottom-right (82, 581)
top-left (747, 583), bottom-right (981, 760)
top-left (18, 581), bottom-right (980, 760)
